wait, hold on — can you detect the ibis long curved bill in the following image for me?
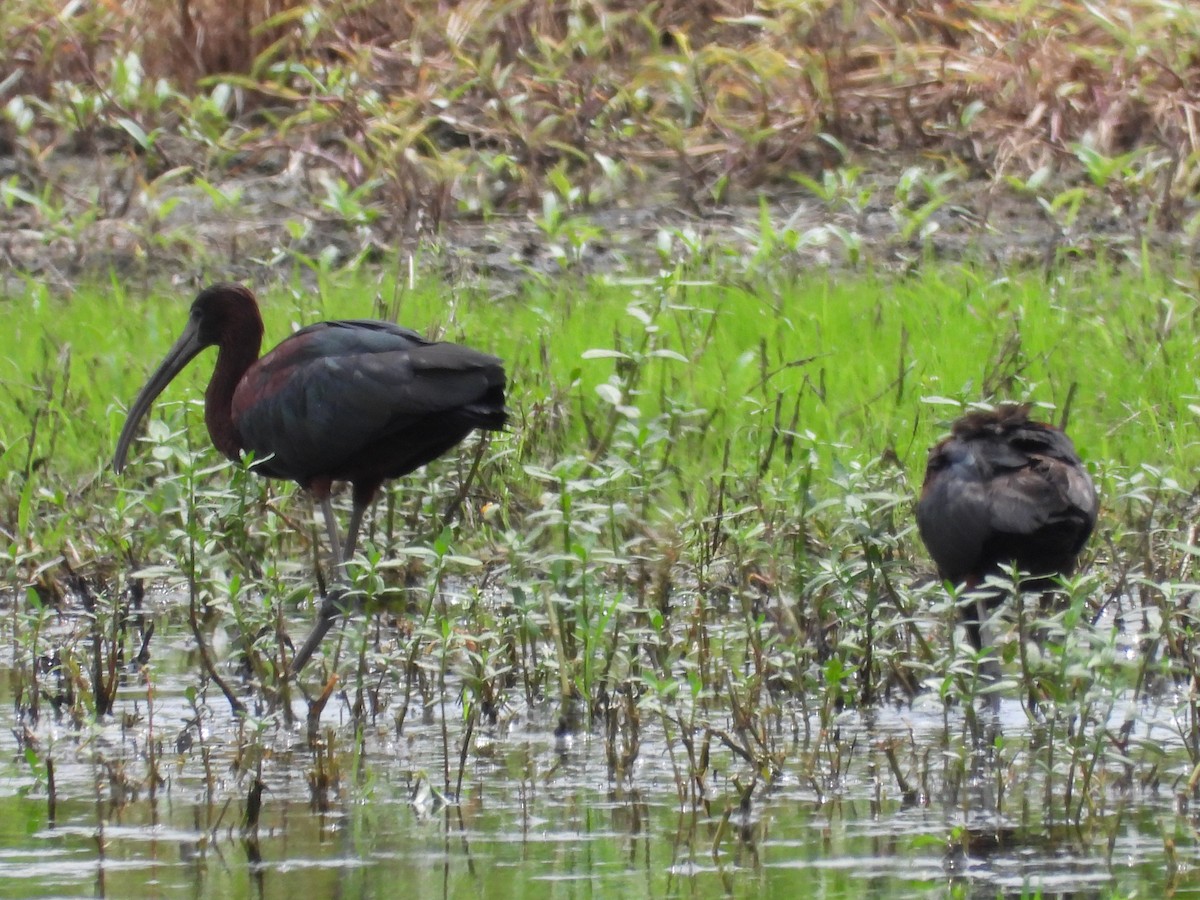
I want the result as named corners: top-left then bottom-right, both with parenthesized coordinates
top-left (113, 314), bottom-right (208, 473)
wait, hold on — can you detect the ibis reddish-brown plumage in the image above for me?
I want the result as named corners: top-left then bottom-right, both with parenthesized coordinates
top-left (113, 283), bottom-right (507, 670)
top-left (915, 404), bottom-right (1097, 650)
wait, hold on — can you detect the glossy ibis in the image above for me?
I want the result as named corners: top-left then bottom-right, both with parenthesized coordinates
top-left (915, 404), bottom-right (1097, 652)
top-left (113, 283), bottom-right (507, 672)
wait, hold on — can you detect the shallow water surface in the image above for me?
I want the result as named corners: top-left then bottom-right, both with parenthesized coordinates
top-left (0, 590), bottom-right (1192, 899)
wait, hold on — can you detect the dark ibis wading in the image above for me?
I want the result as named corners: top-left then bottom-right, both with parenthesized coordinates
top-left (915, 404), bottom-right (1097, 651)
top-left (113, 283), bottom-right (508, 671)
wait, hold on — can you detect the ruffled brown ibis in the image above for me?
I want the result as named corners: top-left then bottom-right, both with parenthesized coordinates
top-left (113, 283), bottom-right (508, 672)
top-left (915, 404), bottom-right (1097, 652)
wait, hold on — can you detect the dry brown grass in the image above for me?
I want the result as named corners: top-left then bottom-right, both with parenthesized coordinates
top-left (2, 0), bottom-right (1198, 255)
top-left (5, 2), bottom-right (1194, 148)
top-left (126, 0), bottom-right (296, 84)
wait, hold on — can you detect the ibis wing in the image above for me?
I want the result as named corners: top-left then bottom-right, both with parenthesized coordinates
top-left (919, 406), bottom-right (1097, 619)
top-left (982, 439), bottom-right (1097, 537)
top-left (915, 428), bottom-right (1098, 584)
top-left (916, 452), bottom-right (994, 583)
top-left (984, 466), bottom-right (1067, 534)
top-left (232, 321), bottom-right (505, 483)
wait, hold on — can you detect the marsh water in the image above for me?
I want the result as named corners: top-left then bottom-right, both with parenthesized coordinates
top-left (0, 587), bottom-right (1192, 900)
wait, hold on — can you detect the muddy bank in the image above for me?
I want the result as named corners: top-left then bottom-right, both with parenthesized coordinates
top-left (2, 149), bottom-right (1191, 297)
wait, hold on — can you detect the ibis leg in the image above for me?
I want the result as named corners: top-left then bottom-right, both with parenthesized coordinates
top-left (291, 497), bottom-right (363, 674)
top-left (342, 500), bottom-right (365, 563)
top-left (322, 496), bottom-right (345, 570)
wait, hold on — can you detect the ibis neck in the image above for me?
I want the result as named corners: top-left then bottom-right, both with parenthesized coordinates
top-left (205, 340), bottom-right (260, 462)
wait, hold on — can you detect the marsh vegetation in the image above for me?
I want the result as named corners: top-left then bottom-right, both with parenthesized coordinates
top-left (4, 1), bottom-right (1200, 897)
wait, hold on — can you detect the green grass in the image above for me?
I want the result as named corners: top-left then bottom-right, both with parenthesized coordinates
top-left (4, 258), bottom-right (1200, 893)
top-left (4, 259), bottom-right (1199, 514)
top-left (3, 258), bottom-right (1199, 704)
